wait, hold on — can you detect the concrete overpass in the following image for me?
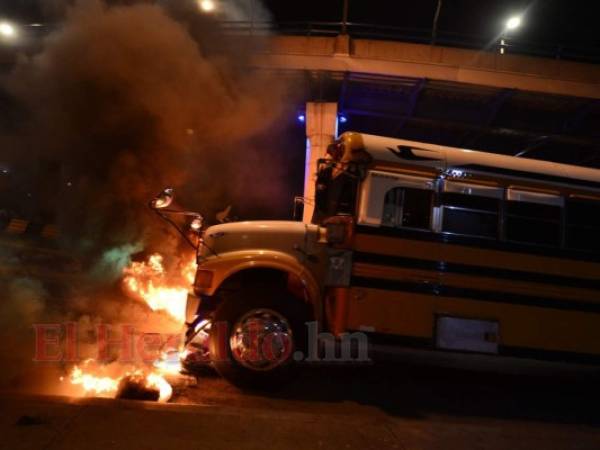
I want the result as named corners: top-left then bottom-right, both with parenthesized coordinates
top-left (252, 35), bottom-right (600, 100)
top-left (244, 36), bottom-right (600, 166)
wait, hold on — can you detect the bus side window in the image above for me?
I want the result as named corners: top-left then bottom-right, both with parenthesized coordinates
top-left (357, 171), bottom-right (434, 228)
top-left (505, 190), bottom-right (562, 247)
top-left (382, 187), bottom-right (433, 230)
top-left (566, 198), bottom-right (600, 252)
top-left (440, 182), bottom-right (502, 239)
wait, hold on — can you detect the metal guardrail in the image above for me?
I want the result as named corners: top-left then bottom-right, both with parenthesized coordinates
top-left (5, 20), bottom-right (598, 64)
top-left (0, 217), bottom-right (58, 239)
top-left (0, 218), bottom-right (82, 281)
top-left (220, 20), bottom-right (600, 64)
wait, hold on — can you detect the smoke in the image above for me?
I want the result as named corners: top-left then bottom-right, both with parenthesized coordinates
top-left (0, 0), bottom-right (300, 392)
top-left (3, 0), bottom-right (293, 260)
top-left (0, 277), bottom-right (46, 387)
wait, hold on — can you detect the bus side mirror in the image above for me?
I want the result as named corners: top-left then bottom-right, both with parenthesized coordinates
top-left (293, 197), bottom-right (305, 221)
top-left (151, 187), bottom-right (174, 209)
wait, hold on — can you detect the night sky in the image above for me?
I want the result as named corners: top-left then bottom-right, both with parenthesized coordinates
top-left (264, 0), bottom-right (599, 46)
top-left (1, 1), bottom-right (599, 47)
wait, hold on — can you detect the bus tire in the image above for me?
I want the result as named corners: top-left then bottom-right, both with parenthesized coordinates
top-left (208, 283), bottom-right (309, 389)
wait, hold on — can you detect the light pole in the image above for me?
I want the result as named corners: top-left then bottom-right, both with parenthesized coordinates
top-left (500, 15), bottom-right (522, 54)
top-left (250, 0), bottom-right (254, 35)
top-left (341, 0), bottom-right (349, 35)
top-left (431, 0), bottom-right (443, 45)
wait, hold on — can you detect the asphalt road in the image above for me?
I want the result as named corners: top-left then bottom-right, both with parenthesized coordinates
top-left (2, 357), bottom-right (600, 450)
top-left (175, 361), bottom-right (600, 425)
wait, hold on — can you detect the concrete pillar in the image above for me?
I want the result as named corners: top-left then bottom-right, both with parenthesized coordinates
top-left (334, 34), bottom-right (351, 56)
top-left (303, 102), bottom-right (338, 223)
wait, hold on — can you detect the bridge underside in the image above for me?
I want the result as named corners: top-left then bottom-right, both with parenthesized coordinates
top-left (250, 37), bottom-right (600, 168)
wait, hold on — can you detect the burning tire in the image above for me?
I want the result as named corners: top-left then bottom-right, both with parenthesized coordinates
top-left (208, 282), bottom-right (309, 388)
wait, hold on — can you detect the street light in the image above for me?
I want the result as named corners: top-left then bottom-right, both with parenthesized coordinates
top-left (0, 21), bottom-right (16, 39)
top-left (198, 0), bottom-right (216, 13)
top-left (499, 15), bottom-right (523, 55)
top-left (505, 16), bottom-right (522, 31)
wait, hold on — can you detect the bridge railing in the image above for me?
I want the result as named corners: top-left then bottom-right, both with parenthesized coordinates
top-left (220, 20), bottom-right (600, 64)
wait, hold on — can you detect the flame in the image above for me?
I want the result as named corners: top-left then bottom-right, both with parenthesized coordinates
top-left (122, 253), bottom-right (196, 323)
top-left (153, 348), bottom-right (190, 375)
top-left (69, 365), bottom-right (120, 395)
top-left (63, 253), bottom-right (197, 402)
top-left (67, 360), bottom-right (174, 403)
top-left (145, 372), bottom-right (173, 402)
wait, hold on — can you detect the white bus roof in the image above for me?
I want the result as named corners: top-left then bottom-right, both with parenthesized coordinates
top-left (342, 132), bottom-right (600, 191)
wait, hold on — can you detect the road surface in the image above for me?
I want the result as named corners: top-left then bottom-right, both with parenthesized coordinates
top-left (2, 361), bottom-right (599, 450)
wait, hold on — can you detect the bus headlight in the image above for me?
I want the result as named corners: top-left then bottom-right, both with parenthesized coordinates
top-left (194, 269), bottom-right (214, 289)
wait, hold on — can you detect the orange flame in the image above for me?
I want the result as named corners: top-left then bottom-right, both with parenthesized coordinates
top-left (68, 365), bottom-right (120, 395)
top-left (66, 360), bottom-right (174, 403)
top-left (64, 253), bottom-right (197, 402)
top-left (153, 348), bottom-right (190, 375)
top-left (122, 253), bottom-right (196, 323)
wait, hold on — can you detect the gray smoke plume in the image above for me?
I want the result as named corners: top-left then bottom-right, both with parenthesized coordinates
top-left (0, 0), bottom-right (300, 392)
top-left (4, 0), bottom-right (293, 260)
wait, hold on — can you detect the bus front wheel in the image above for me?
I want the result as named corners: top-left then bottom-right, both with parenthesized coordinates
top-left (208, 284), bottom-right (309, 388)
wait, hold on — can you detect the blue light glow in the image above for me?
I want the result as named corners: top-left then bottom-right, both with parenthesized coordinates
top-left (297, 114), bottom-right (305, 123)
top-left (338, 115), bottom-right (348, 124)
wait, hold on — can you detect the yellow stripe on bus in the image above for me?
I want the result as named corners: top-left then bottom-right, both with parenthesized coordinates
top-left (347, 286), bottom-right (600, 356)
top-left (355, 233), bottom-right (600, 281)
top-left (352, 262), bottom-right (600, 305)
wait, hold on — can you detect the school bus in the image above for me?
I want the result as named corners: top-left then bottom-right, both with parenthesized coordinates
top-left (154, 131), bottom-right (600, 386)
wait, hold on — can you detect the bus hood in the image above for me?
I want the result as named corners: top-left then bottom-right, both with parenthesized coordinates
top-left (200, 220), bottom-right (321, 260)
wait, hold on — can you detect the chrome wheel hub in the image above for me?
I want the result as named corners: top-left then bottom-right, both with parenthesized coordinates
top-left (230, 308), bottom-right (294, 371)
